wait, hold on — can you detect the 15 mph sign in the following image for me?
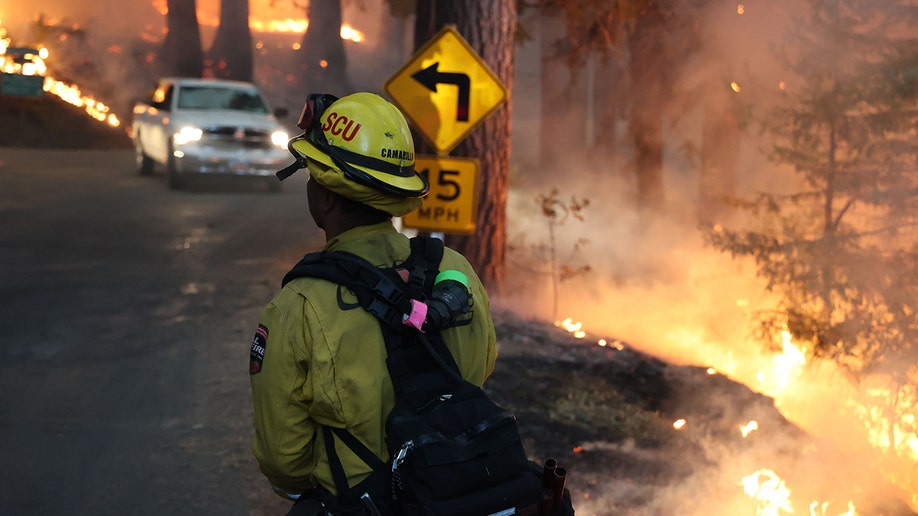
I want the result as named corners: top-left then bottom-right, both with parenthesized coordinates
top-left (384, 26), bottom-right (508, 156)
top-left (402, 156), bottom-right (479, 235)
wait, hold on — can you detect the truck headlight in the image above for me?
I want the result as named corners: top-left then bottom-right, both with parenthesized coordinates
top-left (271, 130), bottom-right (289, 149)
top-left (173, 126), bottom-right (203, 145)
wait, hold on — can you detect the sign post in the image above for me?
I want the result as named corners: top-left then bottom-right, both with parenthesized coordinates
top-left (385, 26), bottom-right (508, 235)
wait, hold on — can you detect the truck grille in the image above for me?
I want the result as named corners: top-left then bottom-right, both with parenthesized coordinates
top-left (203, 126), bottom-right (273, 149)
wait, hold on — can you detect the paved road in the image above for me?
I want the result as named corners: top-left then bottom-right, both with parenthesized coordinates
top-left (0, 148), bottom-right (322, 515)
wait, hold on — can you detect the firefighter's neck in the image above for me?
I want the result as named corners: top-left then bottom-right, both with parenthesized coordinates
top-left (311, 184), bottom-right (390, 241)
top-left (321, 207), bottom-right (390, 241)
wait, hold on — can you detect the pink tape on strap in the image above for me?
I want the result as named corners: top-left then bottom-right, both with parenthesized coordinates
top-left (402, 299), bottom-right (428, 331)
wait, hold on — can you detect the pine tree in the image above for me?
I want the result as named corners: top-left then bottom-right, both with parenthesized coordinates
top-left (706, 0), bottom-right (918, 388)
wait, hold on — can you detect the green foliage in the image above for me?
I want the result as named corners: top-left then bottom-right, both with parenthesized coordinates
top-left (704, 0), bottom-right (918, 384)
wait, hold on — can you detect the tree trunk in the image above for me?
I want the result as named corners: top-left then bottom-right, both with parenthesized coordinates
top-left (626, 1), bottom-right (667, 211)
top-left (589, 52), bottom-right (625, 177)
top-left (298, 0), bottom-right (352, 94)
top-left (209, 0), bottom-right (253, 81)
top-left (413, 0), bottom-right (517, 293)
top-left (538, 11), bottom-right (588, 173)
top-left (161, 0), bottom-right (204, 78)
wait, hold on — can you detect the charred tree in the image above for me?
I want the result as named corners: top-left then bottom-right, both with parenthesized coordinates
top-left (209, 0), bottom-right (253, 81)
top-left (413, 0), bottom-right (517, 293)
top-left (161, 0), bottom-right (204, 78)
top-left (297, 0), bottom-right (352, 94)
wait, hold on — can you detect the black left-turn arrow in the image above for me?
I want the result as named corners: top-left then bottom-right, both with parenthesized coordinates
top-left (412, 62), bottom-right (471, 122)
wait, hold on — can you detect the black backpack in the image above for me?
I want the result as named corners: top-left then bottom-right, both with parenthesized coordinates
top-left (281, 236), bottom-right (546, 516)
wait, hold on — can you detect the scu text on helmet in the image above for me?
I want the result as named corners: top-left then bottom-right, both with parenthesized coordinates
top-left (322, 112), bottom-right (361, 142)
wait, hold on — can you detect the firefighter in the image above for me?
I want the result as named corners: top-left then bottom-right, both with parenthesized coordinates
top-left (248, 92), bottom-right (498, 515)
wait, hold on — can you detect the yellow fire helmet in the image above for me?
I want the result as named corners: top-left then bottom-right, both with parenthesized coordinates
top-left (277, 92), bottom-right (430, 198)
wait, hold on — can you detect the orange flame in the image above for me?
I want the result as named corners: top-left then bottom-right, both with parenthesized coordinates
top-left (150, 0), bottom-right (364, 41)
top-left (742, 468), bottom-right (793, 514)
top-left (251, 18), bottom-right (308, 33)
top-left (756, 325), bottom-right (806, 394)
top-left (44, 78), bottom-right (121, 127)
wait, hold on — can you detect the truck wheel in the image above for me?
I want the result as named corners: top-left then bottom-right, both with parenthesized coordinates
top-left (166, 146), bottom-right (183, 190)
top-left (134, 137), bottom-right (153, 176)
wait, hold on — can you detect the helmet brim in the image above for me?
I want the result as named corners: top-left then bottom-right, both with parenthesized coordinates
top-left (290, 136), bottom-right (429, 198)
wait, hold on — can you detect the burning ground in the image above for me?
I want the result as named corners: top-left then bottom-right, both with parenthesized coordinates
top-left (487, 307), bottom-right (915, 516)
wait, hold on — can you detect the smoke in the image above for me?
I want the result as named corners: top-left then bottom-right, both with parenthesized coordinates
top-left (0, 0), bottom-right (161, 40)
top-left (500, 0), bottom-right (918, 513)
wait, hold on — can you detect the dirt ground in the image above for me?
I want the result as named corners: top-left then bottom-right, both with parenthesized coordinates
top-left (0, 93), bottom-right (133, 149)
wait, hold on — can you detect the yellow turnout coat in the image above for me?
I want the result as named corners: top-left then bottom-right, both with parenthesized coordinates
top-left (249, 222), bottom-right (497, 500)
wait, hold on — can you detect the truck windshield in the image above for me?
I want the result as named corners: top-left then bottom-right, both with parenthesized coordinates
top-left (177, 86), bottom-right (269, 113)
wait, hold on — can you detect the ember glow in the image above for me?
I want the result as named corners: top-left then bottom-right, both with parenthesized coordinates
top-left (556, 317), bottom-right (586, 339)
top-left (740, 420), bottom-right (759, 437)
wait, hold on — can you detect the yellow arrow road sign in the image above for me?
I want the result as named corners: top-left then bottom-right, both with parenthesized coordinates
top-left (384, 26), bottom-right (508, 156)
top-left (402, 156), bottom-right (479, 234)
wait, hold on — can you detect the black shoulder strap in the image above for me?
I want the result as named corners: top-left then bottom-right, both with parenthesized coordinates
top-left (404, 235), bottom-right (443, 299)
top-left (282, 249), bottom-right (415, 330)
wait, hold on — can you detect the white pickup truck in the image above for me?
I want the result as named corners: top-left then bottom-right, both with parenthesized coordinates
top-left (131, 77), bottom-right (290, 190)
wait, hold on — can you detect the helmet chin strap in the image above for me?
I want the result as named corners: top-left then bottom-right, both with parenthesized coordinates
top-left (276, 157), bottom-right (307, 181)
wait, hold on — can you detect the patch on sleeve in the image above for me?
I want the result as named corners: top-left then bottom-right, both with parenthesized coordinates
top-left (249, 324), bottom-right (268, 375)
